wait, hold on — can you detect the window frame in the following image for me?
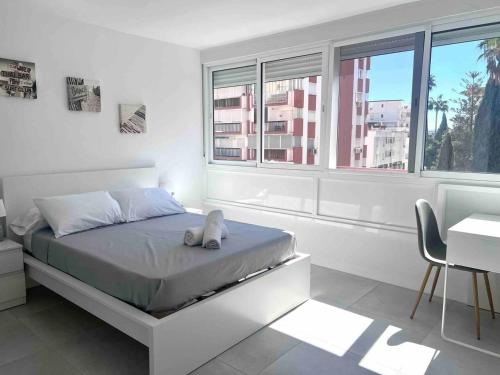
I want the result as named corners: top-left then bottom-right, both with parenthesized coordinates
top-left (420, 18), bottom-right (500, 180)
top-left (329, 27), bottom-right (426, 174)
top-left (202, 12), bottom-right (500, 180)
top-left (205, 59), bottom-right (258, 167)
top-left (204, 44), bottom-right (330, 171)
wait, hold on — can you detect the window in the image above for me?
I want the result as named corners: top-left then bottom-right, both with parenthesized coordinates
top-left (424, 23), bottom-right (500, 173)
top-left (262, 54), bottom-right (322, 165)
top-left (335, 33), bottom-right (423, 172)
top-left (212, 65), bottom-right (257, 161)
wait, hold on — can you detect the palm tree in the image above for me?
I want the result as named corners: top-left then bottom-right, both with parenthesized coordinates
top-left (428, 94), bottom-right (449, 132)
top-left (479, 38), bottom-right (500, 85)
top-left (428, 74), bottom-right (436, 92)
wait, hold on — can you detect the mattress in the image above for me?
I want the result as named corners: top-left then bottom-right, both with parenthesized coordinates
top-left (29, 213), bottom-right (295, 313)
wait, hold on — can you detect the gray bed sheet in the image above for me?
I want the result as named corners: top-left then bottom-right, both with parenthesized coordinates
top-left (29, 213), bottom-right (295, 313)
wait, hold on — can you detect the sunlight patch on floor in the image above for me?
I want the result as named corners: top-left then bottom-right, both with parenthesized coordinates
top-left (269, 299), bottom-right (373, 356)
top-left (359, 325), bottom-right (439, 375)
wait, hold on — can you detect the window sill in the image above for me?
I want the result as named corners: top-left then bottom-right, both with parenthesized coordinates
top-left (421, 170), bottom-right (500, 183)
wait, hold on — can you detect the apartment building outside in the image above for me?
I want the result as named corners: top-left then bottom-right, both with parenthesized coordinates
top-left (213, 75), bottom-right (320, 165)
top-left (337, 56), bottom-right (411, 170)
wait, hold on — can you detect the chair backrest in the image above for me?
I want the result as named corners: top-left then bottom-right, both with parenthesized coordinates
top-left (415, 199), bottom-right (445, 263)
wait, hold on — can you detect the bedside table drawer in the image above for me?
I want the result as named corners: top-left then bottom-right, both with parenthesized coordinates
top-left (0, 249), bottom-right (23, 274)
top-left (0, 272), bottom-right (26, 304)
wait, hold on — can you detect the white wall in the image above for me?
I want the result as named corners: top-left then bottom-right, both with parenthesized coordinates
top-left (0, 1), bottom-right (203, 207)
top-left (201, 0), bottom-right (500, 63)
top-left (201, 0), bottom-right (500, 305)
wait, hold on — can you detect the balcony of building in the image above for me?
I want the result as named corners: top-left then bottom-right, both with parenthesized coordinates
top-left (214, 147), bottom-right (242, 161)
top-left (265, 89), bottom-right (304, 107)
top-left (214, 122), bottom-right (242, 135)
top-left (264, 121), bottom-right (288, 134)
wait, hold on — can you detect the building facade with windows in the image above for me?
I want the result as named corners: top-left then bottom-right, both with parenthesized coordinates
top-left (213, 84), bottom-right (256, 161)
top-left (264, 76), bottom-right (319, 164)
top-left (337, 57), bottom-right (371, 169)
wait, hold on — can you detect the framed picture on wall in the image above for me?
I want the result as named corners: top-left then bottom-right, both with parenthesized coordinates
top-left (0, 58), bottom-right (37, 99)
top-left (119, 104), bottom-right (147, 134)
top-left (66, 77), bottom-right (101, 112)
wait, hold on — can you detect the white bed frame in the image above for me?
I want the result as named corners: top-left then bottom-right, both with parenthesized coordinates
top-left (2, 167), bottom-right (310, 375)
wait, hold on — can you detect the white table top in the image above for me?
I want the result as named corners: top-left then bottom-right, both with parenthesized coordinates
top-left (449, 213), bottom-right (500, 238)
top-left (447, 213), bottom-right (500, 272)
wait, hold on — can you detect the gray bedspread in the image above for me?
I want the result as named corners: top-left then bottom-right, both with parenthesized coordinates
top-left (29, 213), bottom-right (295, 313)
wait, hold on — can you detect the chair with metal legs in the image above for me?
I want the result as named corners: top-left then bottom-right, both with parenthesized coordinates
top-left (410, 199), bottom-right (495, 340)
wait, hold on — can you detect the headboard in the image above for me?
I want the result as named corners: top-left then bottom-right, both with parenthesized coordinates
top-left (2, 167), bottom-right (159, 236)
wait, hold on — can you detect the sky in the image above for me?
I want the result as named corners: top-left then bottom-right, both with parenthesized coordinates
top-left (367, 40), bottom-right (488, 129)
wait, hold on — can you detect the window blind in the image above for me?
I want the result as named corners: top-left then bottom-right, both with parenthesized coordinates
top-left (264, 53), bottom-right (322, 82)
top-left (340, 34), bottom-right (415, 60)
top-left (212, 65), bottom-right (256, 88)
top-left (432, 22), bottom-right (500, 47)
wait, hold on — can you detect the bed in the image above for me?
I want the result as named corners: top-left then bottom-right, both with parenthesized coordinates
top-left (2, 167), bottom-right (310, 375)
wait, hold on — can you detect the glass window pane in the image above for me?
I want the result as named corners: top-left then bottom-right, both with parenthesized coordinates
top-left (424, 24), bottom-right (500, 173)
top-left (263, 54), bottom-right (322, 165)
top-left (212, 66), bottom-right (256, 162)
top-left (336, 49), bottom-right (414, 172)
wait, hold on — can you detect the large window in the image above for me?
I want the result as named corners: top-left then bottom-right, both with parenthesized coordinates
top-left (212, 65), bottom-right (256, 162)
top-left (424, 23), bottom-right (500, 173)
top-left (336, 34), bottom-right (422, 172)
top-left (262, 54), bottom-right (322, 165)
top-left (207, 21), bottom-right (500, 177)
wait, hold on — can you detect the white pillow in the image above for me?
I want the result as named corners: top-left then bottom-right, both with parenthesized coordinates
top-left (34, 191), bottom-right (124, 238)
top-left (10, 207), bottom-right (49, 236)
top-left (109, 187), bottom-right (185, 222)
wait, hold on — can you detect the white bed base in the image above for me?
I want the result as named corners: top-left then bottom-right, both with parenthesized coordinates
top-left (25, 253), bottom-right (310, 375)
top-left (2, 167), bottom-right (311, 375)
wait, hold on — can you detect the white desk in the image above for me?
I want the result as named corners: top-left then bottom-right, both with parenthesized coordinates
top-left (442, 214), bottom-right (500, 357)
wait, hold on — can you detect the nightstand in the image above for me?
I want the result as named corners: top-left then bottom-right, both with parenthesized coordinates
top-left (0, 239), bottom-right (26, 310)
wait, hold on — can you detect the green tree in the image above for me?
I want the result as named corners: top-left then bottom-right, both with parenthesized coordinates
top-left (437, 133), bottom-right (454, 171)
top-left (425, 113), bottom-right (449, 170)
top-left (472, 38), bottom-right (500, 172)
top-left (435, 112), bottom-right (448, 142)
top-left (450, 71), bottom-right (484, 171)
top-left (428, 74), bottom-right (436, 92)
top-left (428, 95), bottom-right (449, 133)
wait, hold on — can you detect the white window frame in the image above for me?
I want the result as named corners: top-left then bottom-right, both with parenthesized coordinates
top-left (204, 59), bottom-right (258, 167)
top-left (420, 14), bottom-right (500, 181)
top-left (202, 10), bottom-right (500, 181)
top-left (203, 44), bottom-right (330, 171)
top-left (328, 26), bottom-right (426, 175)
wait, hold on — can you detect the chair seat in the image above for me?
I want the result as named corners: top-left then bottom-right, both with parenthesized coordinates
top-left (428, 243), bottom-right (488, 273)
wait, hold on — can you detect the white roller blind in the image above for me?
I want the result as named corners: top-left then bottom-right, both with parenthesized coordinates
top-left (212, 65), bottom-right (256, 88)
top-left (340, 34), bottom-right (415, 60)
top-left (264, 53), bottom-right (322, 82)
top-left (432, 23), bottom-right (500, 47)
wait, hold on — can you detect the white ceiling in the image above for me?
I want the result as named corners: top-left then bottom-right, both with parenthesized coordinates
top-left (30, 0), bottom-right (420, 49)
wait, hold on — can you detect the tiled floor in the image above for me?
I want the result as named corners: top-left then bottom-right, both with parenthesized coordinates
top-left (1, 265), bottom-right (500, 374)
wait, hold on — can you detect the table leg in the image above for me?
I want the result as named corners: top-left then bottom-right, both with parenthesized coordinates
top-left (441, 262), bottom-right (500, 358)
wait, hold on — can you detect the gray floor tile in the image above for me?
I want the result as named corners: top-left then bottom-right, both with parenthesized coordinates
top-left (2, 268), bottom-right (500, 375)
top-left (421, 329), bottom-right (500, 375)
top-left (349, 282), bottom-right (446, 337)
top-left (18, 299), bottom-right (105, 346)
top-left (218, 327), bottom-right (299, 375)
top-left (439, 298), bottom-right (500, 352)
top-left (56, 324), bottom-right (149, 375)
top-left (260, 343), bottom-right (378, 375)
top-left (190, 359), bottom-right (245, 375)
top-left (0, 317), bottom-right (45, 366)
top-left (311, 265), bottom-right (379, 308)
top-left (8, 286), bottom-right (65, 318)
top-left (0, 349), bottom-right (84, 375)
